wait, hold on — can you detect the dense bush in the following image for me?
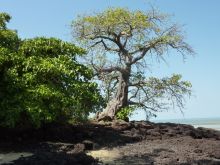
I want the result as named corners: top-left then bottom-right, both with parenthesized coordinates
top-left (0, 13), bottom-right (102, 128)
top-left (116, 106), bottom-right (135, 121)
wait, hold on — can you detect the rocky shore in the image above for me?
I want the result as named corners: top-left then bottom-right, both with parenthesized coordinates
top-left (0, 120), bottom-right (220, 165)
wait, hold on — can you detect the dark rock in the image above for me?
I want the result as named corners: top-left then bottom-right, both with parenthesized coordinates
top-left (140, 124), bottom-right (154, 130)
top-left (146, 128), bottom-right (160, 136)
top-left (132, 134), bottom-right (143, 141)
top-left (208, 149), bottom-right (220, 159)
top-left (112, 120), bottom-right (132, 131)
top-left (98, 115), bottom-right (112, 122)
top-left (130, 128), bottom-right (140, 136)
top-left (194, 149), bottom-right (203, 153)
top-left (166, 132), bottom-right (175, 137)
top-left (159, 124), bottom-right (167, 129)
top-left (67, 143), bottom-right (85, 154)
top-left (139, 127), bottom-right (147, 134)
top-left (1, 121), bottom-right (220, 165)
top-left (82, 140), bottom-right (94, 150)
top-left (197, 127), bottom-right (220, 139)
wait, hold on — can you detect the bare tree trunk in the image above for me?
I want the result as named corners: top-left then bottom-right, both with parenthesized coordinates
top-left (97, 70), bottom-right (130, 121)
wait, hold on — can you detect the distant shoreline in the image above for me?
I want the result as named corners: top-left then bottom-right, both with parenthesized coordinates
top-left (152, 117), bottom-right (220, 131)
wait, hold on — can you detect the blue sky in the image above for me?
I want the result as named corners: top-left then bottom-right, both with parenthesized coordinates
top-left (0, 0), bottom-right (219, 120)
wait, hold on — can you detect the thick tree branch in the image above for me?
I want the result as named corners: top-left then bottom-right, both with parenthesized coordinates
top-left (91, 34), bottom-right (129, 56)
top-left (91, 39), bottom-right (119, 52)
top-left (115, 34), bottom-right (129, 55)
top-left (128, 101), bottom-right (159, 112)
top-left (130, 47), bottom-right (150, 65)
top-left (129, 80), bottom-right (147, 87)
top-left (128, 87), bottom-right (140, 100)
top-left (91, 35), bottom-right (115, 42)
top-left (130, 37), bottom-right (168, 65)
top-left (100, 66), bottom-right (122, 73)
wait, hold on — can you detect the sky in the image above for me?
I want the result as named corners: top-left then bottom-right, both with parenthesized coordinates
top-left (0, 0), bottom-right (219, 121)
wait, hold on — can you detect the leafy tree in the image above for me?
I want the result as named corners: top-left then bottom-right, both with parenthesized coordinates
top-left (0, 13), bottom-right (21, 127)
top-left (72, 8), bottom-right (194, 121)
top-left (0, 13), bottom-right (102, 128)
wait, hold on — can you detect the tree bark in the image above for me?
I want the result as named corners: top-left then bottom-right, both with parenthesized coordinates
top-left (97, 69), bottom-right (130, 121)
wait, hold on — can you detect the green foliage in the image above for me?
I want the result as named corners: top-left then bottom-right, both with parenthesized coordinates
top-left (116, 106), bottom-right (135, 121)
top-left (0, 13), bottom-right (11, 29)
top-left (0, 13), bottom-right (102, 128)
top-left (72, 7), bottom-right (189, 56)
top-left (75, 8), bottom-right (152, 36)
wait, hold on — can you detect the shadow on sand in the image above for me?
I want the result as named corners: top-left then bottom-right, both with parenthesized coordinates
top-left (0, 122), bottom-right (141, 165)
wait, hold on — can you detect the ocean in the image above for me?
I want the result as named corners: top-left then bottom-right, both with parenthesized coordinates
top-left (152, 118), bottom-right (220, 131)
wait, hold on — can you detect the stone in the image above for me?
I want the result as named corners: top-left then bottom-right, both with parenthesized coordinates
top-left (82, 140), bottom-right (94, 150)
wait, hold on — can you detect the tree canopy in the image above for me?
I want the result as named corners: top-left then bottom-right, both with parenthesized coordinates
top-left (72, 8), bottom-right (194, 120)
top-left (0, 13), bottom-right (102, 128)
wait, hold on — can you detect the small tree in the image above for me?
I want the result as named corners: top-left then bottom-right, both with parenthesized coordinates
top-left (0, 13), bottom-right (102, 128)
top-left (72, 8), bottom-right (194, 121)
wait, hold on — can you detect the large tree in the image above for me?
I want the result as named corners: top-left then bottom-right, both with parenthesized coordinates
top-left (72, 8), bottom-right (194, 121)
top-left (0, 13), bottom-right (102, 128)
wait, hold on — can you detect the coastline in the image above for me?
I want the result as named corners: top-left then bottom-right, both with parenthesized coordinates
top-left (0, 120), bottom-right (220, 164)
top-left (152, 117), bottom-right (220, 131)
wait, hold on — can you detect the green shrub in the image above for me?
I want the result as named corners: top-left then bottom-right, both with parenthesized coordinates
top-left (0, 13), bottom-right (103, 128)
top-left (116, 106), bottom-right (135, 121)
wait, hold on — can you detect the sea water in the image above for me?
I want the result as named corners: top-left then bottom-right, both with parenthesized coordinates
top-left (153, 118), bottom-right (220, 131)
